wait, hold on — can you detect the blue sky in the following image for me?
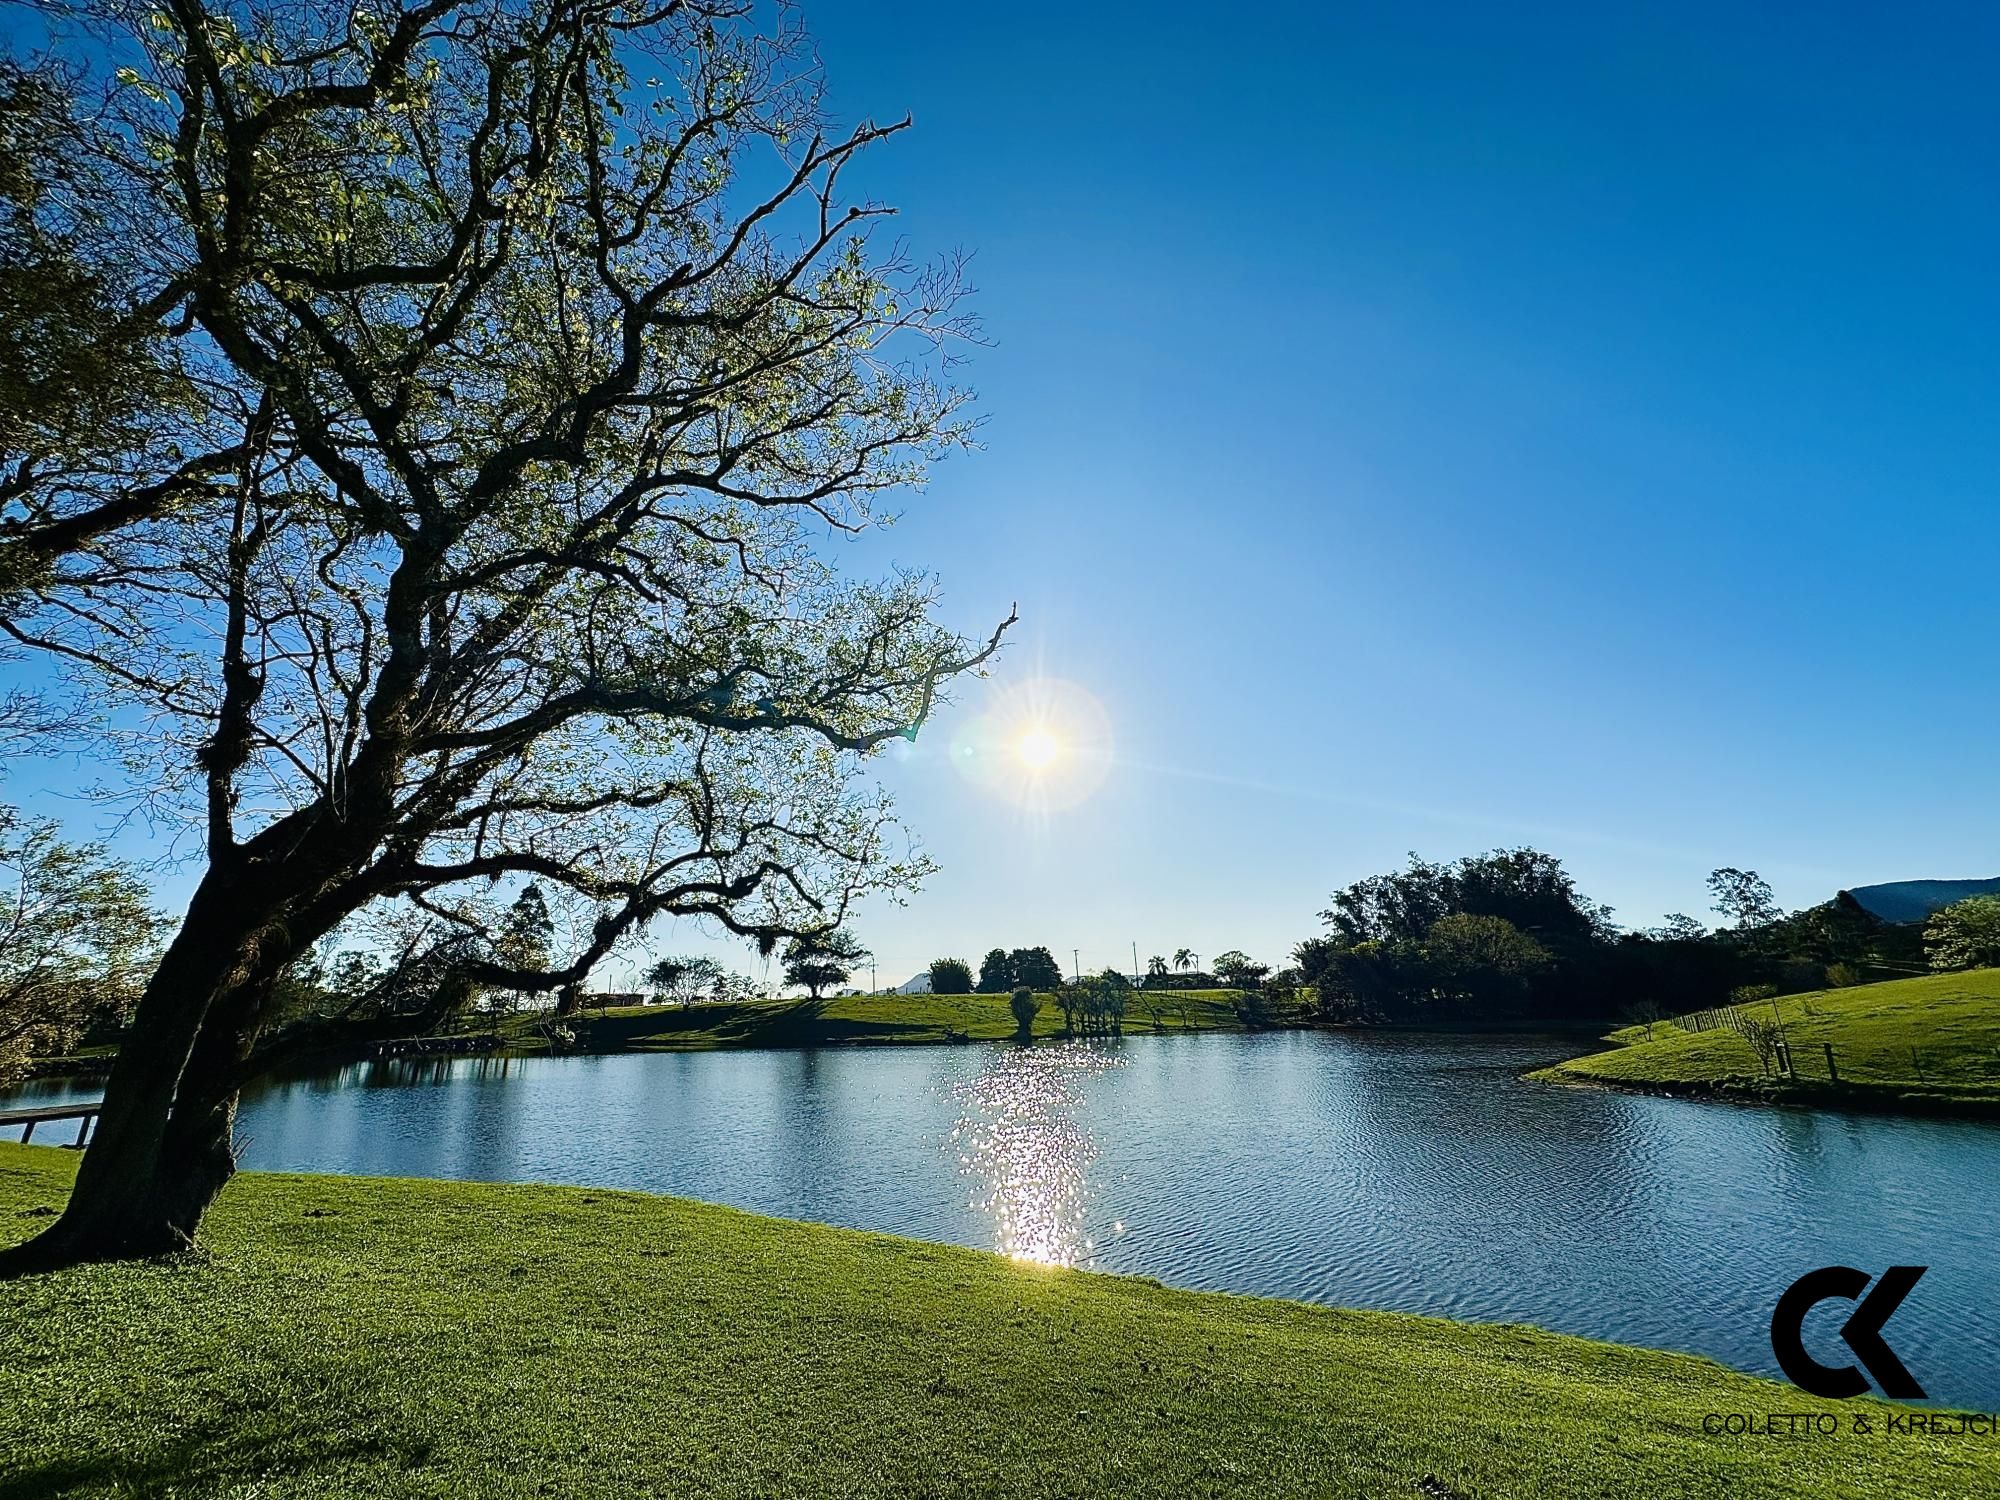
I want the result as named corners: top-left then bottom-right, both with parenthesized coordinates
top-left (11, 2), bottom-right (2000, 990)
top-left (765, 0), bottom-right (2000, 987)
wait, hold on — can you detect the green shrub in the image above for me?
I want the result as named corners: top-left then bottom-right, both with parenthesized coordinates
top-left (1008, 987), bottom-right (1041, 1037)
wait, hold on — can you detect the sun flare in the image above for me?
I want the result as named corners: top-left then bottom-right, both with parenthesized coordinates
top-left (1016, 728), bottom-right (1061, 770)
top-left (950, 676), bottom-right (1113, 813)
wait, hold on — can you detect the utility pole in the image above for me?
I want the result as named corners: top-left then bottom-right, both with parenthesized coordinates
top-left (1072, 948), bottom-right (1080, 983)
top-left (1132, 941), bottom-right (1140, 985)
top-left (871, 958), bottom-right (878, 994)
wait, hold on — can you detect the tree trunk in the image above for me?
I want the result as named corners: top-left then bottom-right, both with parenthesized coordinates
top-left (0, 872), bottom-right (279, 1275)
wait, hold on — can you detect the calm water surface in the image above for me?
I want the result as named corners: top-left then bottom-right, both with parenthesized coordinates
top-left (12, 1031), bottom-right (1999, 1407)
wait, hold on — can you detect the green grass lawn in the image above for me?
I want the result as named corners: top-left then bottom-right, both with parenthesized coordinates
top-left (507, 988), bottom-right (1300, 1053)
top-left (1532, 968), bottom-right (2000, 1111)
top-left (0, 1147), bottom-right (1989, 1498)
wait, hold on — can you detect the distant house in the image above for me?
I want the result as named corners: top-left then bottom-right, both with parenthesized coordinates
top-left (1841, 878), bottom-right (2000, 925)
top-left (591, 991), bottom-right (650, 1008)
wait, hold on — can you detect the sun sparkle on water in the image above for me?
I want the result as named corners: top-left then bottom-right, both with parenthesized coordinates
top-left (948, 1043), bottom-right (1127, 1268)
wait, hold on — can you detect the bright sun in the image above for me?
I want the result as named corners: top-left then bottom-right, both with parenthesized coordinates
top-left (1016, 728), bottom-right (1061, 770)
top-left (950, 677), bottom-right (1111, 812)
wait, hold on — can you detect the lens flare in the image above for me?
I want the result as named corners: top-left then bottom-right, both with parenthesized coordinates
top-left (951, 677), bottom-right (1112, 812)
top-left (1017, 728), bottom-right (1060, 769)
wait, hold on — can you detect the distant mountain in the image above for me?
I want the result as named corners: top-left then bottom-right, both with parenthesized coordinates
top-left (895, 972), bottom-right (932, 995)
top-left (1843, 877), bottom-right (2000, 925)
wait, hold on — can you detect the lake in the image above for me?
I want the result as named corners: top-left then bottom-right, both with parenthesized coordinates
top-left (11, 1030), bottom-right (2000, 1408)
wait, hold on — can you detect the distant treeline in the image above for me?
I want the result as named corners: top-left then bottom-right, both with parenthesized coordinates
top-left (1290, 848), bottom-right (1930, 1027)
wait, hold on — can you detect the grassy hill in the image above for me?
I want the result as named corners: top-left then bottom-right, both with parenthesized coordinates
top-left (1, 1145), bottom-right (1987, 1499)
top-left (503, 987), bottom-right (1302, 1052)
top-left (1533, 968), bottom-right (2000, 1112)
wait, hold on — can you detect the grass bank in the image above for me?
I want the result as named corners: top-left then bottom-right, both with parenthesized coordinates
top-left (506, 987), bottom-right (1303, 1053)
top-left (0, 1146), bottom-right (1985, 1498)
top-left (1532, 968), bottom-right (2000, 1114)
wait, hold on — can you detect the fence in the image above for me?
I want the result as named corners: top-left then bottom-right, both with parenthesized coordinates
top-left (1665, 999), bottom-right (1845, 1084)
top-left (1659, 988), bottom-right (2000, 1090)
top-left (1674, 1004), bottom-right (1755, 1037)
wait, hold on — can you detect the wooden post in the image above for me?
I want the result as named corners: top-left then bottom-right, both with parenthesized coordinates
top-left (75, 1113), bottom-right (90, 1147)
top-left (1823, 1042), bottom-right (1839, 1084)
top-left (20, 1119), bottom-right (32, 1144)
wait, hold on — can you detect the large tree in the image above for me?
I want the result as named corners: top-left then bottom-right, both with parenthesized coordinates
top-left (1323, 848), bottom-right (1610, 955)
top-left (926, 955), bottom-right (971, 994)
top-left (782, 927), bottom-right (866, 999)
top-left (1925, 896), bottom-right (2000, 973)
top-left (1009, 945), bottom-right (1062, 990)
top-left (974, 946), bottom-right (1013, 993)
top-left (1418, 913), bottom-right (1550, 1012)
top-left (0, 55), bottom-right (209, 597)
top-left (0, 0), bottom-right (1007, 1272)
top-left (1707, 867), bottom-right (1781, 930)
top-left (1210, 949), bottom-right (1268, 989)
top-left (645, 952), bottom-right (724, 1005)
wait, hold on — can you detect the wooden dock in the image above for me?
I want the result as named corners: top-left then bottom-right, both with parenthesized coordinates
top-left (0, 1102), bottom-right (104, 1148)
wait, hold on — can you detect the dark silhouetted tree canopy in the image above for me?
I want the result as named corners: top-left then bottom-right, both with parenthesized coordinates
top-left (927, 956), bottom-right (972, 994)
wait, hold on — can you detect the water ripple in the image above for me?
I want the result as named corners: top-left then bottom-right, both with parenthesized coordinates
top-left (12, 1029), bottom-right (2000, 1406)
top-left (945, 1041), bottom-right (1125, 1267)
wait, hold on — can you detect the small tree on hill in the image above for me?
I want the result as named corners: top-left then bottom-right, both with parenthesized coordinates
top-left (784, 930), bottom-right (869, 1000)
top-left (647, 955), bottom-right (725, 1006)
top-left (1008, 986), bottom-right (1040, 1039)
top-left (1624, 996), bottom-right (1666, 1042)
top-left (928, 957), bottom-right (973, 994)
top-left (1099, 975), bottom-right (1127, 1034)
top-left (644, 957), bottom-right (688, 1003)
top-left (1742, 1018), bottom-right (1785, 1077)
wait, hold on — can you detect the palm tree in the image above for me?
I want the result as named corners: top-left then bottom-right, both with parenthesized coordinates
top-left (1145, 955), bottom-right (1169, 988)
top-left (1173, 947), bottom-right (1194, 972)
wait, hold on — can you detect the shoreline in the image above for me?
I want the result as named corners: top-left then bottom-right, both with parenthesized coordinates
top-left (16, 1008), bottom-right (1631, 1090)
top-left (1528, 1064), bottom-right (2000, 1122)
top-left (2, 1142), bottom-right (1989, 1498)
top-left (1526, 969), bottom-right (2000, 1123)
